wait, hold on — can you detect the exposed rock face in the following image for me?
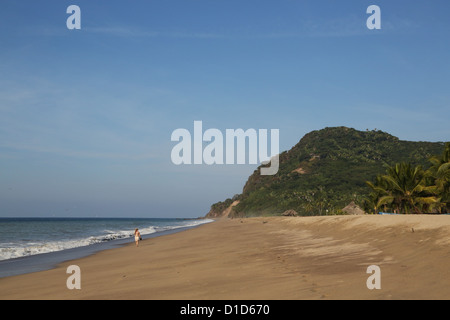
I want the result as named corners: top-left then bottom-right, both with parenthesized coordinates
top-left (205, 200), bottom-right (240, 218)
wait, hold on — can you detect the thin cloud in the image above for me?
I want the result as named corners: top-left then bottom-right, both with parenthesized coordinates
top-left (21, 19), bottom-right (404, 40)
top-left (84, 26), bottom-right (229, 39)
top-left (84, 26), bottom-right (159, 37)
top-left (0, 141), bottom-right (157, 161)
top-left (0, 79), bottom-right (161, 162)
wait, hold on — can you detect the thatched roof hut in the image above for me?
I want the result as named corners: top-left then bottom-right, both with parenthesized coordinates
top-left (342, 201), bottom-right (366, 215)
top-left (281, 209), bottom-right (298, 217)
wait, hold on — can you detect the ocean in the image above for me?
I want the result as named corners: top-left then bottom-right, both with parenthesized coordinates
top-left (0, 217), bottom-right (213, 278)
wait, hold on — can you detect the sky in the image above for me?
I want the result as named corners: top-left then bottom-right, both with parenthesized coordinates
top-left (0, 0), bottom-right (449, 218)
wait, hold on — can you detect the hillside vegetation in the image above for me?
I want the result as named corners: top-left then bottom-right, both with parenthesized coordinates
top-left (206, 127), bottom-right (448, 218)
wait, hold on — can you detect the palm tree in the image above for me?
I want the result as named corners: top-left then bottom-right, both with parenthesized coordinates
top-left (365, 174), bottom-right (390, 213)
top-left (384, 162), bottom-right (440, 213)
top-left (367, 162), bottom-right (439, 214)
top-left (427, 142), bottom-right (450, 213)
top-left (366, 143), bottom-right (450, 214)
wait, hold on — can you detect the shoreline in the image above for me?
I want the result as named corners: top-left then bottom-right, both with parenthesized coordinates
top-left (0, 219), bottom-right (213, 278)
top-left (0, 215), bottom-right (449, 300)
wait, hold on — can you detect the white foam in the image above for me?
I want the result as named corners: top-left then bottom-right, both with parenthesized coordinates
top-left (0, 219), bottom-right (213, 261)
top-left (154, 219), bottom-right (214, 232)
top-left (0, 230), bottom-right (134, 261)
top-left (0, 239), bottom-right (92, 261)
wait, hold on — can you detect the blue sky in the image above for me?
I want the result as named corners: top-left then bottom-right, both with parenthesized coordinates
top-left (1, 1), bottom-right (449, 217)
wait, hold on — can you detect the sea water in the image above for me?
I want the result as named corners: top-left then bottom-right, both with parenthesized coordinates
top-left (0, 217), bottom-right (213, 277)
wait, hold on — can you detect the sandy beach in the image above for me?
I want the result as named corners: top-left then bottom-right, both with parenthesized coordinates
top-left (0, 215), bottom-right (449, 300)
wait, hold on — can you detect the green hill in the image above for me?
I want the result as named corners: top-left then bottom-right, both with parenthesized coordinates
top-left (206, 127), bottom-right (446, 218)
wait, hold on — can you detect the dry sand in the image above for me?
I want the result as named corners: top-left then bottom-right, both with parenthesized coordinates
top-left (0, 215), bottom-right (449, 300)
